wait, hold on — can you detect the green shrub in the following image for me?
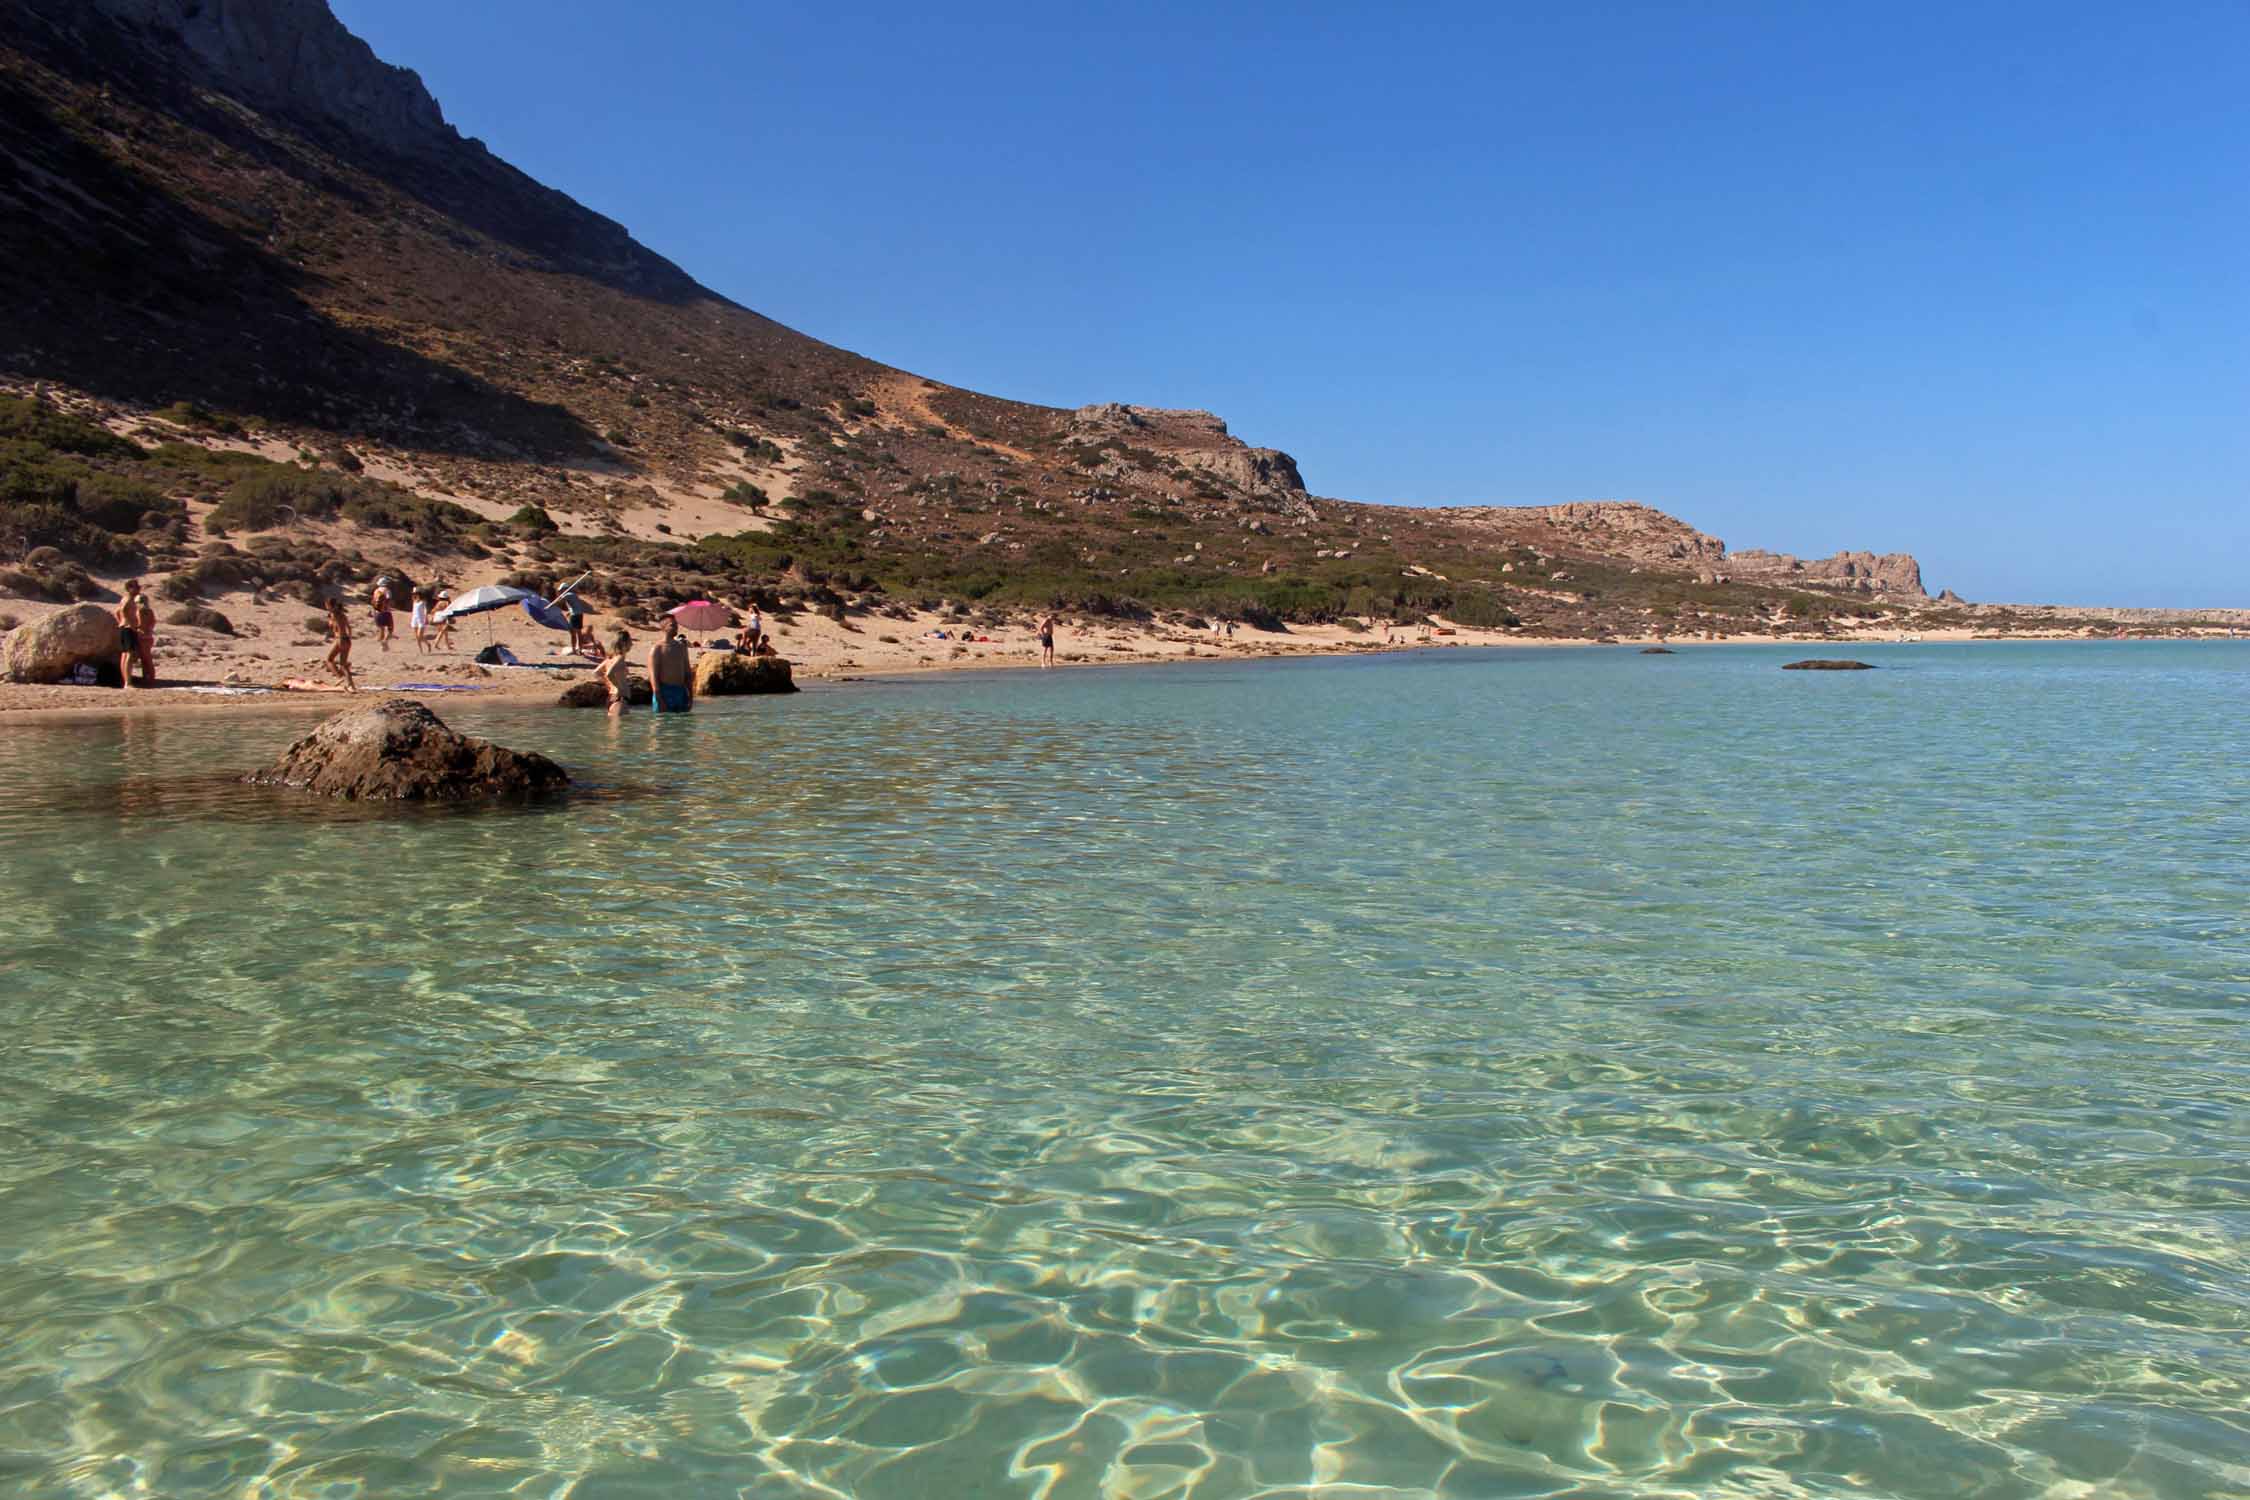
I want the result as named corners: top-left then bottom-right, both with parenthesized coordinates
top-left (0, 397), bottom-right (138, 458)
top-left (508, 504), bottom-right (560, 533)
top-left (155, 401), bottom-right (245, 436)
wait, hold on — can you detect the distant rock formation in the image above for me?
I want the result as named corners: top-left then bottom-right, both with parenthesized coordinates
top-left (61, 0), bottom-right (452, 156)
top-left (1435, 500), bottom-right (1928, 598)
top-left (245, 698), bottom-right (568, 799)
top-left (1071, 403), bottom-right (1311, 517)
top-left (1729, 548), bottom-right (1926, 598)
top-left (1782, 659), bottom-right (1876, 670)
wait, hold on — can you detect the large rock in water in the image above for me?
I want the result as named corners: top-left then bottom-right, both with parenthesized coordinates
top-left (2, 604), bottom-right (121, 683)
top-left (692, 651), bottom-right (798, 696)
top-left (245, 698), bottom-right (568, 800)
top-left (557, 674), bottom-right (651, 708)
top-left (1782, 659), bottom-right (1877, 671)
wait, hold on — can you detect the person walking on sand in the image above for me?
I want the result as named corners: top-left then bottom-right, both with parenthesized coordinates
top-left (431, 588), bottom-right (456, 651)
top-left (410, 587), bottom-right (432, 653)
top-left (600, 627), bottom-right (634, 716)
top-left (1036, 611), bottom-right (1060, 668)
top-left (115, 579), bottom-right (155, 688)
top-left (649, 616), bottom-right (693, 713)
top-left (370, 579), bottom-right (396, 652)
top-left (323, 596), bottom-right (358, 691)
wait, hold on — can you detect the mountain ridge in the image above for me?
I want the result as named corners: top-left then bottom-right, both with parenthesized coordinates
top-left (0, 0), bottom-right (2060, 653)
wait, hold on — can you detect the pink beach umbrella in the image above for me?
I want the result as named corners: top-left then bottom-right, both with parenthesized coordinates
top-left (667, 600), bottom-right (734, 633)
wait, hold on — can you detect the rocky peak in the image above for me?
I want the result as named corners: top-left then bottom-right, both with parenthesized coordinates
top-left (43, 0), bottom-right (454, 157)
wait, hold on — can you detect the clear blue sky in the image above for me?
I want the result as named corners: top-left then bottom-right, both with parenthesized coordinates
top-left (334, 0), bottom-right (2246, 606)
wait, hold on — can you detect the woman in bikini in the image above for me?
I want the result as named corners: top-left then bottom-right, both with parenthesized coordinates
top-left (600, 627), bottom-right (634, 716)
top-left (324, 596), bottom-right (358, 691)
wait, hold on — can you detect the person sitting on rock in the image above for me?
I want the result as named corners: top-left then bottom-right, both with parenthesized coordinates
top-left (649, 616), bottom-right (693, 713)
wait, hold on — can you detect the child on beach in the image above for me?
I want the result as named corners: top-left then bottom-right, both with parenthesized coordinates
top-left (410, 588), bottom-right (431, 653)
top-left (324, 597), bottom-right (357, 691)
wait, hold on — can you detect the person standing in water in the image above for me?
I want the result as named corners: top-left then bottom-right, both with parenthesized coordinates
top-left (323, 596), bottom-right (357, 691)
top-left (1036, 611), bottom-right (1060, 668)
top-left (600, 627), bottom-right (634, 716)
top-left (649, 616), bottom-right (693, 712)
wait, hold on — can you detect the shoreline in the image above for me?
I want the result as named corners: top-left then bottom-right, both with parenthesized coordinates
top-left (2, 615), bottom-right (2232, 723)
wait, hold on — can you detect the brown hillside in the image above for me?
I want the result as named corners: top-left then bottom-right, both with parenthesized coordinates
top-left (0, 0), bottom-right (2008, 649)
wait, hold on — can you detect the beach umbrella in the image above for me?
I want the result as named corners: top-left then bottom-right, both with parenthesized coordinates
top-left (435, 584), bottom-right (536, 621)
top-left (667, 600), bottom-right (734, 633)
top-left (522, 597), bottom-right (572, 631)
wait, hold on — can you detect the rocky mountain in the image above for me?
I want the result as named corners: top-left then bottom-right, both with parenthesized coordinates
top-left (1, 0), bottom-right (1971, 642)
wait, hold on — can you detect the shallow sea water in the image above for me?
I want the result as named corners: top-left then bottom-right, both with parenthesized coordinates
top-left (0, 641), bottom-right (2245, 1499)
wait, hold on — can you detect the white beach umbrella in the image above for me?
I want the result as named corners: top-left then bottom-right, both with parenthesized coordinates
top-left (434, 584), bottom-right (537, 621)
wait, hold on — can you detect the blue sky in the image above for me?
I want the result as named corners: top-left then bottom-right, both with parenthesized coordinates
top-left (333, 1), bottom-right (2247, 606)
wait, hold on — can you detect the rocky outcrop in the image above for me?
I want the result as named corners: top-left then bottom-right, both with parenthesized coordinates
top-left (1731, 549), bottom-right (1926, 597)
top-left (1440, 502), bottom-right (1730, 568)
top-left (557, 675), bottom-right (651, 708)
top-left (1070, 403), bottom-right (1311, 516)
top-left (1782, 659), bottom-right (1876, 670)
top-left (692, 651), bottom-right (797, 696)
top-left (245, 698), bottom-right (568, 799)
top-left (1, 604), bottom-right (121, 683)
top-left (80, 0), bottom-right (450, 155)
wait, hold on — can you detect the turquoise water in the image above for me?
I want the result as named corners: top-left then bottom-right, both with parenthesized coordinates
top-left (1, 641), bottom-right (2245, 1499)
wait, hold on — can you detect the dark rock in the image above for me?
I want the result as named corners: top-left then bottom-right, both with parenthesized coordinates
top-left (1782, 659), bottom-right (1876, 671)
top-left (558, 675), bottom-right (651, 708)
top-left (244, 698), bottom-right (568, 800)
top-left (1640, 647), bottom-right (1675, 654)
top-left (167, 605), bottom-right (234, 634)
top-left (692, 651), bottom-right (798, 696)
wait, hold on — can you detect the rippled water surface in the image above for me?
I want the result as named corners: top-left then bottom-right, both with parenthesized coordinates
top-left (2, 642), bottom-right (2246, 1499)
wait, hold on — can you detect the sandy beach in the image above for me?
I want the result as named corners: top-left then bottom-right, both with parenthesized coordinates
top-left (0, 583), bottom-right (2099, 721)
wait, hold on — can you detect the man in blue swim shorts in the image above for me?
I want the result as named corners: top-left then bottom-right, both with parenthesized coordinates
top-left (649, 615), bottom-right (694, 713)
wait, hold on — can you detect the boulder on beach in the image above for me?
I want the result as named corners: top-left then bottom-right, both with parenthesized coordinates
top-left (1782, 659), bottom-right (1876, 671)
top-left (692, 651), bottom-right (797, 696)
top-left (2, 603), bottom-right (122, 683)
top-left (166, 605), bottom-right (235, 635)
top-left (557, 675), bottom-right (651, 708)
top-left (244, 698), bottom-right (569, 800)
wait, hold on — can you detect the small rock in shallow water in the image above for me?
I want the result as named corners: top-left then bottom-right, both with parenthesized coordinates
top-left (245, 698), bottom-right (568, 800)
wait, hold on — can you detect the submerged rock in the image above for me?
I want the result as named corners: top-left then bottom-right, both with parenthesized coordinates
top-left (245, 698), bottom-right (568, 800)
top-left (1782, 659), bottom-right (1876, 671)
top-left (2, 603), bottom-right (121, 683)
top-left (1640, 647), bottom-right (1675, 654)
top-left (692, 651), bottom-right (797, 696)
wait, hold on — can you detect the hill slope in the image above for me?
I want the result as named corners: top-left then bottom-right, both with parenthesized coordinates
top-left (1, 0), bottom-right (2029, 653)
